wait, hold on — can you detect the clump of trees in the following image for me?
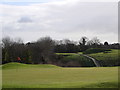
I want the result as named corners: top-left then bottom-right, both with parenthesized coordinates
top-left (1, 36), bottom-right (120, 65)
top-left (54, 39), bottom-right (79, 53)
top-left (2, 36), bottom-right (55, 64)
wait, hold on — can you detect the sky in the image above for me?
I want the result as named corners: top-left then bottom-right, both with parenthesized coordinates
top-left (0, 0), bottom-right (118, 43)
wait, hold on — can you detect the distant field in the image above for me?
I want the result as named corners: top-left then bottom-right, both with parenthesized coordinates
top-left (2, 63), bottom-right (118, 88)
top-left (56, 52), bottom-right (82, 55)
top-left (56, 49), bottom-right (119, 67)
top-left (2, 62), bottom-right (60, 69)
top-left (56, 53), bottom-right (95, 67)
top-left (88, 49), bottom-right (119, 66)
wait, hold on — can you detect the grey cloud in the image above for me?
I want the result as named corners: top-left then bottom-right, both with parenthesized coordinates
top-left (18, 16), bottom-right (33, 23)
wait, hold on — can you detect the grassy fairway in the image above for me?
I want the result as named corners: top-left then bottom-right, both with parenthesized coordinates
top-left (88, 49), bottom-right (119, 61)
top-left (88, 49), bottom-right (119, 66)
top-left (2, 63), bottom-right (118, 88)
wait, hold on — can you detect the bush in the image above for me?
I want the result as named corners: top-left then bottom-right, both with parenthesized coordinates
top-left (83, 48), bottom-right (111, 54)
top-left (58, 54), bottom-right (95, 67)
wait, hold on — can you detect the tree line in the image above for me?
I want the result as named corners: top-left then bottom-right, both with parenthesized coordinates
top-left (1, 36), bottom-right (120, 64)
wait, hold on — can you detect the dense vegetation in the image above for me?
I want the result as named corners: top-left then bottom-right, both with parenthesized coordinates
top-left (1, 36), bottom-right (119, 88)
top-left (88, 49), bottom-right (119, 67)
top-left (56, 53), bottom-right (95, 67)
top-left (83, 48), bottom-right (111, 54)
top-left (2, 63), bottom-right (118, 88)
top-left (1, 36), bottom-right (120, 67)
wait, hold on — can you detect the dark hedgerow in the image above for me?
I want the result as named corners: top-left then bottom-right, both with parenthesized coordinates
top-left (83, 48), bottom-right (111, 54)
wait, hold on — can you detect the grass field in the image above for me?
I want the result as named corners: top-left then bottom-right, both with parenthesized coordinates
top-left (88, 49), bottom-right (119, 61)
top-left (56, 49), bottom-right (119, 66)
top-left (88, 49), bottom-right (119, 66)
top-left (56, 53), bottom-right (95, 67)
top-left (56, 53), bottom-right (76, 55)
top-left (2, 62), bottom-right (118, 88)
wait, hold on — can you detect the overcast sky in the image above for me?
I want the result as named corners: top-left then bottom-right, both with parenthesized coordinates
top-left (1, 0), bottom-right (118, 43)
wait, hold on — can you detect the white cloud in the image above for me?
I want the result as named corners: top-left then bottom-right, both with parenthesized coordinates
top-left (1, 0), bottom-right (118, 43)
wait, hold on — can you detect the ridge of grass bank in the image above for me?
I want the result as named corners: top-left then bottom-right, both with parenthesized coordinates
top-left (2, 62), bottom-right (60, 69)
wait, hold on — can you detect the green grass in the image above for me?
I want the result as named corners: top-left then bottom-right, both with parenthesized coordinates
top-left (78, 52), bottom-right (83, 54)
top-left (56, 49), bottom-right (119, 66)
top-left (56, 53), bottom-right (77, 56)
top-left (88, 49), bottom-right (119, 61)
top-left (2, 62), bottom-right (60, 69)
top-left (61, 54), bottom-right (95, 67)
top-left (56, 53), bottom-right (95, 66)
top-left (83, 48), bottom-right (111, 54)
top-left (88, 49), bottom-right (119, 66)
top-left (2, 62), bottom-right (118, 88)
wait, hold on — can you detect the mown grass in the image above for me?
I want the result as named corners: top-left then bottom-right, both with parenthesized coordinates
top-left (56, 53), bottom-right (77, 56)
top-left (2, 62), bottom-right (60, 69)
top-left (88, 49), bottom-right (119, 61)
top-left (56, 49), bottom-right (119, 67)
top-left (88, 49), bottom-right (119, 66)
top-left (2, 63), bottom-right (118, 88)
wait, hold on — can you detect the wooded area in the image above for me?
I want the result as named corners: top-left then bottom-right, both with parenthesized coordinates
top-left (1, 36), bottom-right (120, 65)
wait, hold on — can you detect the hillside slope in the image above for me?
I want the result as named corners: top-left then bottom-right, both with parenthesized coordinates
top-left (2, 62), bottom-right (60, 69)
top-left (88, 49), bottom-right (119, 66)
top-left (2, 63), bottom-right (118, 88)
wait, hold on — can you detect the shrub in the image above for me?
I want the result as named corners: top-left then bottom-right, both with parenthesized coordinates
top-left (59, 54), bottom-right (95, 67)
top-left (83, 48), bottom-right (111, 54)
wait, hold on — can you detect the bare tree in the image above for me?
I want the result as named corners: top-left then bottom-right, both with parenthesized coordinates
top-left (2, 36), bottom-right (13, 48)
top-left (78, 36), bottom-right (89, 51)
top-left (87, 40), bottom-right (94, 46)
top-left (29, 36), bottom-right (55, 64)
top-left (2, 37), bottom-right (26, 63)
top-left (79, 36), bottom-right (88, 45)
top-left (91, 37), bottom-right (101, 45)
top-left (14, 37), bottom-right (23, 44)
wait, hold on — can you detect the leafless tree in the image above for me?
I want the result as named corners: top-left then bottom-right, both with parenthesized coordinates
top-left (79, 36), bottom-right (88, 45)
top-left (91, 37), bottom-right (101, 45)
top-left (2, 36), bottom-right (13, 48)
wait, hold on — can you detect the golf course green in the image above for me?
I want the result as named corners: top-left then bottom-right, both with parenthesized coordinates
top-left (2, 62), bottom-right (118, 88)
